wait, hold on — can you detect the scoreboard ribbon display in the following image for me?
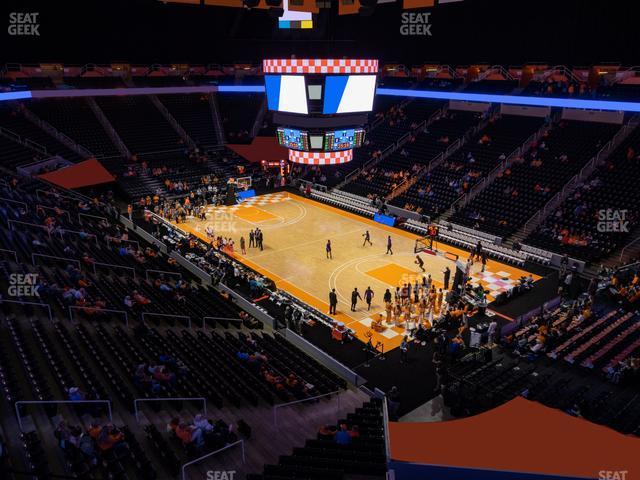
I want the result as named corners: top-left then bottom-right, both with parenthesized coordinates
top-left (324, 128), bottom-right (366, 151)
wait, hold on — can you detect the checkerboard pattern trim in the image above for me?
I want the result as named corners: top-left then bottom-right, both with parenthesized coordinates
top-left (288, 149), bottom-right (353, 165)
top-left (263, 59), bottom-right (379, 74)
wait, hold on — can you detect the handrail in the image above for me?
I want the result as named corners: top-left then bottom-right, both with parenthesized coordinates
top-left (0, 197), bottom-right (29, 210)
top-left (58, 228), bottom-right (99, 244)
top-left (381, 395), bottom-right (391, 463)
top-left (145, 269), bottom-right (182, 281)
top-left (68, 305), bottom-right (129, 326)
top-left (0, 125), bottom-right (21, 142)
top-left (32, 253), bottom-right (81, 268)
top-left (273, 389), bottom-right (342, 427)
top-left (15, 400), bottom-right (113, 432)
top-left (620, 236), bottom-right (640, 263)
top-left (141, 311), bottom-right (191, 328)
top-left (521, 127), bottom-right (620, 238)
top-left (36, 204), bottom-right (71, 222)
top-left (78, 212), bottom-right (109, 224)
top-left (180, 440), bottom-right (245, 480)
top-left (35, 188), bottom-right (79, 203)
top-left (0, 248), bottom-right (18, 262)
top-left (106, 236), bottom-right (140, 250)
top-left (92, 261), bottom-right (137, 278)
top-left (202, 316), bottom-right (244, 328)
top-left (0, 299), bottom-right (53, 322)
top-left (134, 396), bottom-right (207, 423)
top-left (8, 219), bottom-right (50, 235)
top-left (146, 209), bottom-right (188, 237)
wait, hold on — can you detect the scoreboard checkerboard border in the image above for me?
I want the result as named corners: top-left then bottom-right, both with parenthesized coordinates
top-left (263, 59), bottom-right (379, 74)
top-left (288, 149), bottom-right (353, 165)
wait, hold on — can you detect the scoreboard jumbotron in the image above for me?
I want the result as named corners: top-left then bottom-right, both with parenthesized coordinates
top-left (264, 58), bottom-right (379, 165)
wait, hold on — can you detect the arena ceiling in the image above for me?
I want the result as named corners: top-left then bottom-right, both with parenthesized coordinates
top-left (2, 0), bottom-right (637, 66)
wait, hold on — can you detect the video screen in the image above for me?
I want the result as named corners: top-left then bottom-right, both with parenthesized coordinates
top-left (324, 128), bottom-right (366, 151)
top-left (265, 75), bottom-right (309, 114)
top-left (309, 135), bottom-right (323, 149)
top-left (277, 127), bottom-right (310, 151)
top-left (323, 75), bottom-right (377, 114)
top-left (278, 0), bottom-right (313, 29)
top-left (308, 84), bottom-right (322, 100)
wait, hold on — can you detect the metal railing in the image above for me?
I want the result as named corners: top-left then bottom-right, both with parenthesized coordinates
top-left (32, 253), bottom-right (81, 268)
top-left (149, 94), bottom-right (197, 149)
top-left (381, 395), bottom-right (391, 463)
top-left (68, 305), bottom-right (130, 326)
top-left (35, 188), bottom-right (78, 203)
top-left (22, 106), bottom-right (94, 159)
top-left (202, 316), bottom-right (244, 328)
top-left (0, 196), bottom-right (29, 210)
top-left (86, 96), bottom-right (132, 158)
top-left (0, 248), bottom-right (18, 262)
top-left (521, 135), bottom-right (617, 238)
top-left (106, 236), bottom-right (140, 250)
top-left (620, 236), bottom-right (640, 263)
top-left (36, 204), bottom-right (71, 222)
top-left (273, 389), bottom-right (342, 427)
top-left (15, 400), bottom-right (113, 432)
top-left (8, 219), bottom-right (50, 235)
top-left (0, 125), bottom-right (47, 154)
top-left (58, 228), bottom-right (99, 244)
top-left (134, 397), bottom-right (207, 423)
top-left (141, 311), bottom-right (192, 328)
top-left (78, 212), bottom-right (110, 224)
top-left (475, 65), bottom-right (514, 82)
top-left (0, 299), bottom-right (53, 322)
top-left (181, 440), bottom-right (245, 480)
top-left (145, 269), bottom-right (182, 281)
top-left (92, 261), bottom-right (136, 278)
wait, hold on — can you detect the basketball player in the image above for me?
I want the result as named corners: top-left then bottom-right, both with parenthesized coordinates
top-left (326, 240), bottom-right (332, 259)
top-left (386, 235), bottom-right (393, 255)
top-left (415, 254), bottom-right (425, 272)
top-left (256, 229), bottom-right (264, 251)
top-left (443, 266), bottom-right (451, 291)
top-left (364, 287), bottom-right (374, 311)
top-left (383, 288), bottom-right (392, 304)
top-left (329, 288), bottom-right (338, 315)
top-left (350, 287), bottom-right (362, 311)
top-left (362, 230), bottom-right (373, 247)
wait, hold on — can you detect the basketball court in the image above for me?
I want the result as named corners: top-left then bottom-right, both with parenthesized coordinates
top-left (177, 192), bottom-right (540, 350)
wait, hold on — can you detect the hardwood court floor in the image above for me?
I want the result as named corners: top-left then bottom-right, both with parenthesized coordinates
top-left (177, 192), bottom-right (539, 350)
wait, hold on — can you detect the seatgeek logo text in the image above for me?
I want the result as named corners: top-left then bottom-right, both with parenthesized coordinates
top-left (8, 12), bottom-right (40, 36)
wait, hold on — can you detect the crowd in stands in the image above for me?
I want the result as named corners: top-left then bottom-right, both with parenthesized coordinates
top-left (167, 414), bottom-right (236, 451)
top-left (523, 79), bottom-right (592, 97)
top-left (248, 399), bottom-right (387, 480)
top-left (527, 126), bottom-right (640, 262)
top-left (452, 120), bottom-right (618, 238)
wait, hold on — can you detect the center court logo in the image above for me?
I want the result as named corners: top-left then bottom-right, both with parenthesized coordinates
top-left (205, 209), bottom-right (238, 235)
top-left (8, 12), bottom-right (40, 36)
top-left (400, 12), bottom-right (432, 36)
